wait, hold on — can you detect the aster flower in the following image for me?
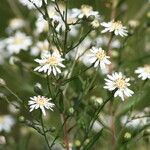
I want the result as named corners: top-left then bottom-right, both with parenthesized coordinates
top-left (104, 72), bottom-right (134, 101)
top-left (101, 20), bottom-right (128, 37)
top-left (34, 51), bottom-right (65, 76)
top-left (28, 95), bottom-right (55, 116)
top-left (135, 65), bottom-right (150, 80)
top-left (5, 31), bottom-right (32, 54)
top-left (78, 5), bottom-right (100, 19)
top-left (89, 47), bottom-right (111, 69)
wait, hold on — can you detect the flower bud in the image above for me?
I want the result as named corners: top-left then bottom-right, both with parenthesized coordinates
top-left (0, 78), bottom-right (6, 86)
top-left (18, 116), bottom-right (25, 123)
top-left (34, 83), bottom-right (43, 95)
top-left (0, 136), bottom-right (6, 145)
top-left (75, 140), bottom-right (81, 147)
top-left (87, 15), bottom-right (95, 22)
top-left (124, 132), bottom-right (132, 139)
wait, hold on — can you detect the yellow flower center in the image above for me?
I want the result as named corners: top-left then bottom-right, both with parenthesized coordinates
top-left (112, 21), bottom-right (122, 30)
top-left (115, 79), bottom-right (126, 89)
top-left (81, 5), bottom-right (93, 16)
top-left (36, 97), bottom-right (47, 106)
top-left (96, 50), bottom-right (106, 60)
top-left (47, 56), bottom-right (58, 66)
top-left (14, 37), bottom-right (23, 45)
top-left (144, 65), bottom-right (150, 74)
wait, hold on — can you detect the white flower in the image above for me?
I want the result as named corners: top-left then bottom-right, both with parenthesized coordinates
top-left (89, 47), bottom-right (111, 69)
top-left (135, 65), bottom-right (150, 80)
top-left (19, 0), bottom-right (47, 9)
top-left (101, 20), bottom-right (128, 37)
top-left (31, 40), bottom-right (49, 56)
top-left (7, 18), bottom-right (26, 31)
top-left (78, 5), bottom-right (100, 19)
top-left (5, 31), bottom-right (32, 54)
top-left (0, 115), bottom-right (15, 133)
top-left (104, 72), bottom-right (134, 101)
top-left (34, 51), bottom-right (65, 76)
top-left (29, 95), bottom-right (55, 116)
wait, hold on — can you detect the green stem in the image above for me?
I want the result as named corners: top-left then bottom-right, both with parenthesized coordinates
top-left (40, 113), bottom-right (51, 150)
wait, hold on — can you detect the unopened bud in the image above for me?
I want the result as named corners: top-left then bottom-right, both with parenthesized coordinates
top-left (0, 136), bottom-right (6, 145)
top-left (124, 132), bottom-right (132, 139)
top-left (75, 140), bottom-right (81, 147)
top-left (34, 83), bottom-right (43, 95)
top-left (19, 116), bottom-right (25, 123)
top-left (87, 15), bottom-right (95, 22)
top-left (0, 78), bottom-right (6, 86)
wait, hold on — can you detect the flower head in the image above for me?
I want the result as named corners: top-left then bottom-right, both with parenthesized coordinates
top-left (34, 51), bottom-right (65, 76)
top-left (89, 47), bottom-right (111, 69)
top-left (101, 20), bottom-right (128, 37)
top-left (135, 65), bottom-right (150, 80)
top-left (104, 72), bottom-right (134, 101)
top-left (78, 5), bottom-right (99, 19)
top-left (28, 95), bottom-right (55, 116)
top-left (5, 31), bottom-right (32, 54)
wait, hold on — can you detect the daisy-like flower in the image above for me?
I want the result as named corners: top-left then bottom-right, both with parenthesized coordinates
top-left (104, 72), bottom-right (134, 101)
top-left (34, 51), bottom-right (65, 76)
top-left (78, 5), bottom-right (100, 19)
top-left (89, 47), bottom-right (111, 69)
top-left (29, 95), bottom-right (55, 116)
top-left (135, 65), bottom-right (150, 80)
top-left (101, 20), bottom-right (128, 37)
top-left (5, 31), bottom-right (32, 54)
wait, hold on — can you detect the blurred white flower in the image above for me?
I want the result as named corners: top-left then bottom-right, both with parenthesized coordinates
top-left (34, 51), bottom-right (65, 76)
top-left (135, 65), bottom-right (150, 80)
top-left (28, 95), bottom-right (55, 116)
top-left (101, 20), bottom-right (128, 37)
top-left (5, 31), bottom-right (32, 54)
top-left (92, 120), bottom-right (103, 133)
top-left (35, 6), bottom-right (80, 37)
top-left (89, 47), bottom-right (111, 69)
top-left (19, 0), bottom-right (47, 9)
top-left (128, 20), bottom-right (139, 28)
top-left (0, 136), bottom-right (6, 145)
top-left (7, 18), bottom-right (26, 31)
top-left (78, 5), bottom-right (100, 19)
top-left (104, 72), bottom-right (134, 101)
top-left (31, 40), bottom-right (49, 56)
top-left (121, 112), bottom-right (148, 128)
top-left (0, 115), bottom-right (15, 133)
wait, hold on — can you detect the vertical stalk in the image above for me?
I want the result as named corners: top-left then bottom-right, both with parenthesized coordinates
top-left (61, 113), bottom-right (69, 150)
top-left (40, 113), bottom-right (51, 150)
